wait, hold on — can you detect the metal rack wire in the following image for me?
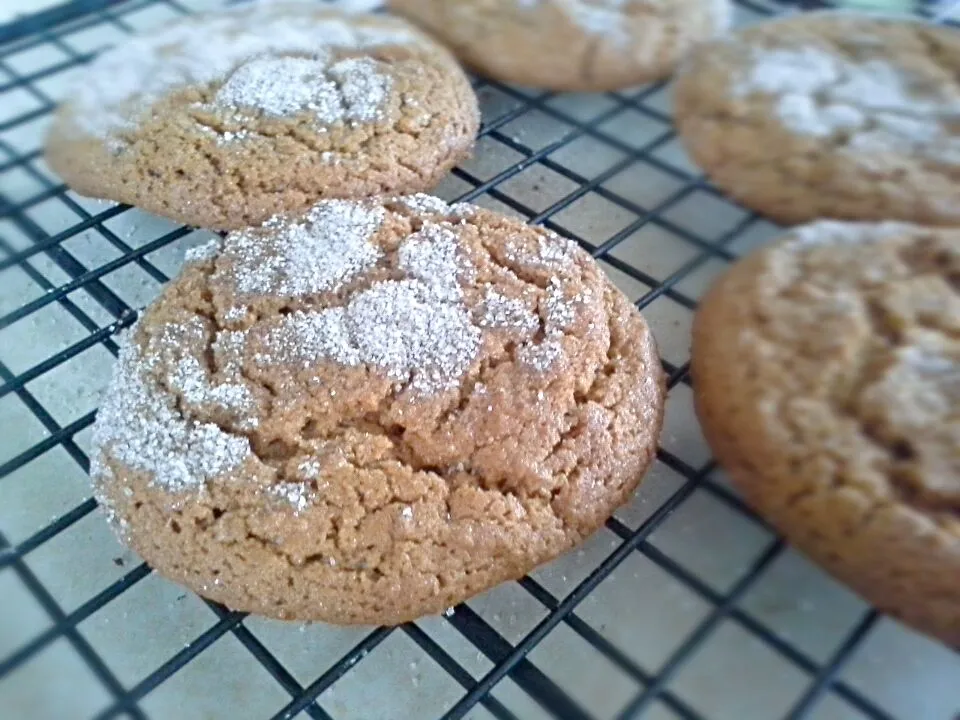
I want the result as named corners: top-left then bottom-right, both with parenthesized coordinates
top-left (0, 1), bottom-right (952, 719)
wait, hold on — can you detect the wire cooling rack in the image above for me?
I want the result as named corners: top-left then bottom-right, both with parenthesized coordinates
top-left (1, 1), bottom-right (958, 719)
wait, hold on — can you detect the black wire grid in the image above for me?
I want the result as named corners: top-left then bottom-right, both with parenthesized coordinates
top-left (0, 1), bottom-right (950, 718)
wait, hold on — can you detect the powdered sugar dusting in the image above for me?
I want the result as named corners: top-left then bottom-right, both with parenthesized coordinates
top-left (90, 328), bottom-right (251, 493)
top-left (214, 56), bottom-right (391, 123)
top-left (477, 289), bottom-right (540, 335)
top-left (224, 199), bottom-right (384, 297)
top-left (395, 194), bottom-right (451, 214)
top-left (264, 279), bottom-right (481, 394)
top-left (398, 223), bottom-right (471, 302)
top-left (789, 220), bottom-right (914, 247)
top-left (517, 280), bottom-right (578, 373)
top-left (185, 238), bottom-right (221, 263)
top-left (857, 343), bottom-right (960, 459)
top-left (518, 339), bottom-right (565, 373)
top-left (544, 276), bottom-right (578, 333)
top-left (735, 45), bottom-right (960, 165)
top-left (899, 346), bottom-right (958, 375)
top-left (328, 57), bottom-right (392, 124)
top-left (67, 4), bottom-right (417, 139)
top-left (169, 355), bottom-right (255, 420)
top-left (211, 330), bottom-right (248, 375)
top-left (297, 458), bottom-right (323, 480)
top-left (269, 481), bottom-right (313, 513)
top-left (517, 0), bottom-right (631, 44)
top-left (258, 221), bottom-right (482, 394)
top-left (505, 231), bottom-right (580, 272)
top-left (393, 193), bottom-right (476, 217)
top-left (217, 57), bottom-right (331, 117)
top-left (567, 0), bottom-right (631, 44)
top-left (502, 234), bottom-right (582, 372)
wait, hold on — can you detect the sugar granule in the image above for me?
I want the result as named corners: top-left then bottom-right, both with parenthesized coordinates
top-left (269, 482), bottom-right (312, 513)
top-left (297, 458), bottom-right (323, 480)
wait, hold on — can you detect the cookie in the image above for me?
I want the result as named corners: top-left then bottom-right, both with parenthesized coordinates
top-left (692, 220), bottom-right (960, 646)
top-left (45, 4), bottom-right (479, 230)
top-left (89, 193), bottom-right (666, 625)
top-left (389, 0), bottom-right (730, 92)
top-left (674, 12), bottom-right (960, 226)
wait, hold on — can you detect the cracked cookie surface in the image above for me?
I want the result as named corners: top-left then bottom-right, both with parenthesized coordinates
top-left (89, 194), bottom-right (666, 625)
top-left (44, 3), bottom-right (479, 230)
top-left (675, 12), bottom-right (960, 226)
top-left (389, 0), bottom-right (730, 91)
top-left (692, 220), bottom-right (960, 646)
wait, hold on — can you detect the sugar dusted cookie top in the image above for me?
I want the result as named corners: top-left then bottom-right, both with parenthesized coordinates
top-left (692, 219), bottom-right (960, 645)
top-left (674, 12), bottom-right (960, 225)
top-left (45, 3), bottom-right (479, 229)
top-left (390, 0), bottom-right (730, 91)
top-left (90, 194), bottom-right (666, 625)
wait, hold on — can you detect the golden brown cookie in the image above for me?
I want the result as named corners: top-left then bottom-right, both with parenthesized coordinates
top-left (674, 12), bottom-right (960, 226)
top-left (45, 4), bottom-right (478, 230)
top-left (692, 220), bottom-right (960, 646)
top-left (89, 194), bottom-right (666, 625)
top-left (389, 0), bottom-right (731, 91)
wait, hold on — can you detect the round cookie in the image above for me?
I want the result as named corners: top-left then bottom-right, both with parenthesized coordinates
top-left (675, 12), bottom-right (960, 226)
top-left (692, 220), bottom-right (960, 646)
top-left (89, 193), bottom-right (666, 625)
top-left (389, 0), bottom-right (731, 92)
top-left (45, 4), bottom-right (479, 230)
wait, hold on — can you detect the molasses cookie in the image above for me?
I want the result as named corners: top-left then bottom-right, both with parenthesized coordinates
top-left (675, 12), bottom-right (960, 225)
top-left (390, 0), bottom-right (731, 91)
top-left (45, 4), bottom-right (479, 230)
top-left (692, 220), bottom-right (960, 646)
top-left (90, 193), bottom-right (666, 625)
